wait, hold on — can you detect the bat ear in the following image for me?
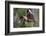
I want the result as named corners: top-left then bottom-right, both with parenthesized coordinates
top-left (27, 9), bottom-right (32, 13)
top-left (29, 8), bottom-right (32, 11)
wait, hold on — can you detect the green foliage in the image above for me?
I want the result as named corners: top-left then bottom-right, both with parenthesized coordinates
top-left (16, 8), bottom-right (27, 17)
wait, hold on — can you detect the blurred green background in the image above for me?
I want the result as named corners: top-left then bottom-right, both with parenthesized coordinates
top-left (14, 8), bottom-right (27, 17)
